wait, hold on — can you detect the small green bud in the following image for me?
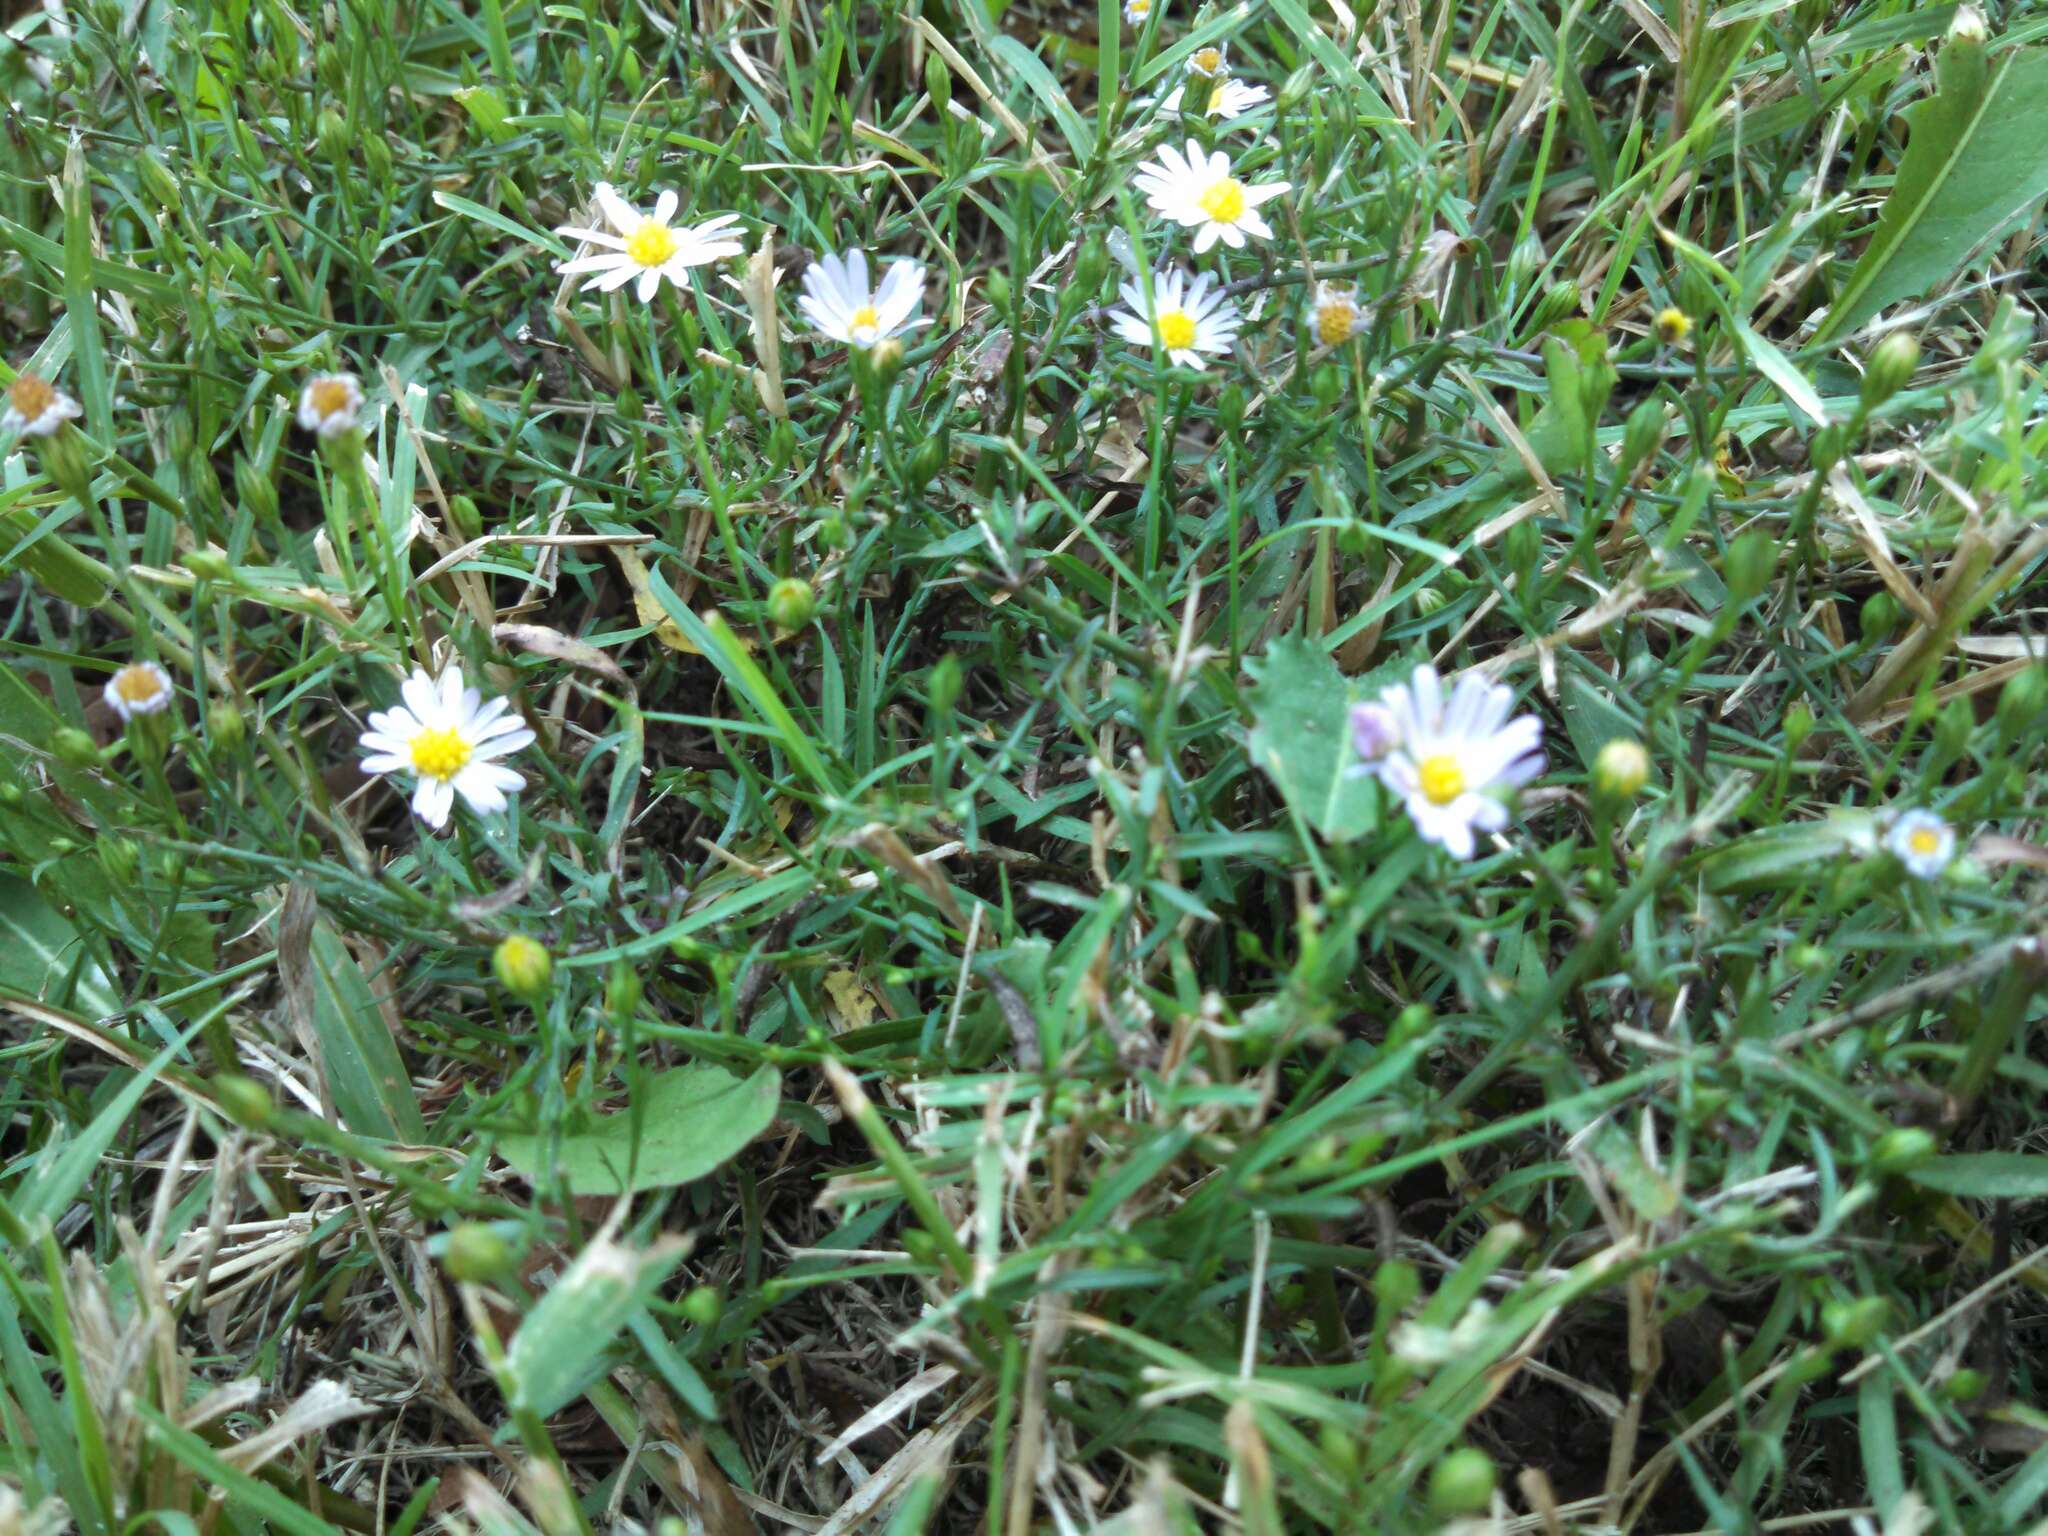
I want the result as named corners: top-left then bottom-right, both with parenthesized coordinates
top-left (1217, 384), bottom-right (1246, 435)
top-left (1784, 702), bottom-right (1816, 752)
top-left (316, 41), bottom-right (347, 93)
top-left (316, 107), bottom-right (351, 164)
top-left (1527, 279), bottom-right (1580, 335)
top-left (206, 698), bottom-right (247, 751)
top-left (1822, 1296), bottom-right (1889, 1352)
top-left (1310, 364), bottom-right (1344, 410)
top-left (1618, 398), bottom-right (1667, 478)
top-left (1722, 528), bottom-right (1777, 605)
top-left (680, 1284), bottom-right (723, 1327)
top-left (1933, 695), bottom-right (1973, 761)
top-left (362, 134), bottom-right (392, 185)
top-left (1944, 1368), bottom-right (1987, 1402)
top-left (99, 836), bottom-right (139, 885)
top-left (1860, 590), bottom-right (1899, 645)
top-left (213, 1072), bottom-right (275, 1130)
top-left (1373, 1258), bottom-right (1421, 1316)
top-left (37, 421), bottom-right (95, 507)
top-left (1505, 231), bottom-right (1544, 296)
top-left (983, 270), bottom-right (1012, 314)
top-left (181, 547), bottom-right (233, 583)
top-left (1072, 232), bottom-right (1110, 296)
top-left (0, 781), bottom-right (23, 808)
top-left (1787, 942), bottom-right (1830, 976)
top-left (1428, 1449), bottom-right (1497, 1516)
top-left (1996, 665), bottom-right (2046, 739)
top-left (1275, 63), bottom-right (1317, 111)
top-left (929, 653), bottom-right (964, 716)
top-left (1861, 331), bottom-right (1920, 412)
top-left (233, 454), bottom-right (279, 524)
top-left (452, 388), bottom-right (490, 435)
top-left (137, 149), bottom-right (182, 210)
top-left (1388, 1003), bottom-right (1434, 1048)
top-left (448, 493), bottom-right (484, 541)
top-left (1503, 516), bottom-right (1539, 578)
top-left (906, 430), bottom-right (949, 495)
top-left (766, 576), bottom-right (816, 631)
top-left (1411, 585), bottom-right (1448, 617)
top-left (443, 1222), bottom-right (514, 1283)
top-left (900, 1228), bottom-right (941, 1266)
top-left (52, 727), bottom-right (101, 770)
top-left (924, 49), bottom-right (952, 113)
top-left (1869, 1126), bottom-right (1937, 1178)
top-left (856, 337), bottom-right (906, 401)
top-left (492, 935), bottom-right (553, 1001)
top-left (1593, 737), bottom-right (1651, 800)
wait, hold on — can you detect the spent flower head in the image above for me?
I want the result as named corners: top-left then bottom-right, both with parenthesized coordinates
top-left (297, 373), bottom-right (364, 439)
top-left (1311, 282), bottom-right (1364, 346)
top-left (4, 374), bottom-right (83, 438)
top-left (1185, 42), bottom-right (1228, 77)
top-left (105, 661), bottom-right (175, 722)
top-left (1358, 664), bottom-right (1544, 859)
top-left (358, 665), bottom-right (535, 830)
top-left (555, 184), bottom-right (744, 303)
top-left (1136, 140), bottom-right (1290, 254)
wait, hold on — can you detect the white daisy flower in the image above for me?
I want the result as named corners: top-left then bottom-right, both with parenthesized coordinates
top-left (555, 184), bottom-right (744, 304)
top-left (1123, 0), bottom-right (1152, 21)
top-left (1135, 140), bottom-right (1291, 254)
top-left (1109, 267), bottom-right (1241, 370)
top-left (796, 250), bottom-right (929, 350)
top-left (1360, 664), bottom-right (1544, 859)
top-left (4, 375), bottom-right (83, 438)
top-left (1186, 42), bottom-right (1228, 78)
top-left (1311, 282), bottom-right (1364, 346)
top-left (1160, 78), bottom-right (1271, 121)
top-left (297, 373), bottom-right (364, 439)
top-left (357, 665), bottom-right (536, 830)
top-left (105, 661), bottom-right (175, 722)
top-left (1884, 808), bottom-right (1955, 882)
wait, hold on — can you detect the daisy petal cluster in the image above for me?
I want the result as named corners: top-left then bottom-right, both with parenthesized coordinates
top-left (297, 373), bottom-right (364, 439)
top-left (1352, 664), bottom-right (1544, 859)
top-left (797, 250), bottom-right (929, 350)
top-left (556, 184), bottom-right (744, 304)
top-left (1885, 808), bottom-right (1955, 881)
top-left (1109, 267), bottom-right (1240, 370)
top-left (4, 375), bottom-right (83, 438)
top-left (1136, 140), bottom-right (1290, 254)
top-left (358, 665), bottom-right (535, 830)
top-left (105, 661), bottom-right (175, 722)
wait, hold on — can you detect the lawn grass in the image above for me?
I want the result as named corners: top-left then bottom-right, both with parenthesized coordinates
top-left (3, 0), bottom-right (2048, 1529)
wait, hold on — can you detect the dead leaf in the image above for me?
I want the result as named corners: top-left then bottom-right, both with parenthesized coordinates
top-left (493, 621), bottom-right (632, 689)
top-left (822, 969), bottom-right (881, 1032)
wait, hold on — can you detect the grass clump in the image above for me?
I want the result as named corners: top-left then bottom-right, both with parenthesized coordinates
top-left (4, 0), bottom-right (2048, 1531)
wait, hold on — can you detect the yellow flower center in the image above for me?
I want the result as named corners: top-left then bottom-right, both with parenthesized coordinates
top-left (1316, 302), bottom-right (1356, 346)
top-left (9, 375), bottom-right (57, 420)
top-left (1417, 753), bottom-right (1466, 806)
top-left (409, 726), bottom-right (473, 781)
top-left (1207, 86), bottom-right (1228, 115)
top-left (1157, 309), bottom-right (1198, 350)
top-left (1130, 0), bottom-right (1149, 13)
top-left (1192, 47), bottom-right (1222, 73)
top-left (1655, 306), bottom-right (1691, 344)
top-left (1199, 178), bottom-right (1247, 225)
top-left (1909, 828), bottom-right (1941, 856)
top-left (308, 378), bottom-right (354, 419)
top-left (626, 221), bottom-right (680, 268)
top-left (112, 664), bottom-right (165, 704)
top-left (849, 304), bottom-right (881, 335)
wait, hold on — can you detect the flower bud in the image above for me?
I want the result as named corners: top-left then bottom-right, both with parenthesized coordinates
top-left (1722, 528), bottom-right (1776, 605)
top-left (1933, 695), bottom-right (1973, 761)
top-left (1411, 585), bottom-right (1447, 617)
top-left (181, 547), bottom-right (232, 583)
top-left (316, 107), bottom-right (351, 165)
top-left (1310, 364), bottom-right (1343, 410)
top-left (1861, 331), bottom-right (1920, 412)
top-left (924, 49), bottom-right (952, 113)
top-left (233, 453), bottom-right (280, 525)
top-left (452, 388), bottom-right (491, 435)
top-left (492, 935), bottom-right (552, 1001)
top-left (448, 493), bottom-right (484, 541)
top-left (99, 836), bottom-right (139, 885)
top-left (1944, 1368), bottom-right (1987, 1402)
top-left (1072, 232), bottom-right (1110, 296)
top-left (1428, 1448), bottom-right (1496, 1516)
top-left (906, 430), bottom-right (950, 495)
top-left (1784, 702), bottom-right (1816, 752)
top-left (1859, 590), bottom-right (1899, 646)
top-left (1275, 63), bottom-right (1317, 111)
top-left (137, 149), bottom-right (182, 210)
top-left (362, 134), bottom-right (392, 185)
top-left (983, 271), bottom-right (1011, 314)
top-left (52, 727), bottom-right (101, 770)
top-left (442, 1222), bottom-right (514, 1282)
top-left (1217, 384), bottom-right (1246, 435)
top-left (316, 41), bottom-right (347, 93)
top-left (1527, 279), bottom-right (1580, 335)
top-left (1505, 230), bottom-right (1544, 296)
top-left (766, 577), bottom-right (816, 631)
top-left (928, 652), bottom-right (964, 716)
top-left (856, 336), bottom-right (906, 400)
top-left (206, 698), bottom-right (247, 751)
top-left (1996, 665), bottom-right (2046, 739)
top-left (1869, 1126), bottom-right (1937, 1177)
top-left (604, 960), bottom-right (642, 1024)
top-left (1821, 1297), bottom-right (1889, 1352)
top-left (213, 1072), bottom-right (275, 1129)
top-left (1654, 306), bottom-right (1693, 346)
top-left (1594, 737), bottom-right (1650, 800)
top-left (681, 1284), bottom-right (723, 1327)
top-left (38, 423), bottom-right (96, 508)
top-left (1618, 398), bottom-right (1667, 478)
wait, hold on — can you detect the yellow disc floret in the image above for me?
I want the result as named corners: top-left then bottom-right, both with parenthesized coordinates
top-left (10, 375), bottom-right (58, 421)
top-left (112, 665), bottom-right (165, 705)
top-left (1199, 178), bottom-right (1247, 224)
top-left (849, 304), bottom-right (880, 335)
top-left (1909, 827), bottom-right (1941, 856)
top-left (626, 221), bottom-right (680, 268)
top-left (1157, 310), bottom-right (1198, 350)
top-left (410, 726), bottom-right (473, 781)
top-left (1417, 753), bottom-right (1466, 806)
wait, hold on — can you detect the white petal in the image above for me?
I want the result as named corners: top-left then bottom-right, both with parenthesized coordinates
top-left (593, 263), bottom-right (641, 292)
top-left (637, 266), bottom-right (663, 303)
top-left (555, 228), bottom-right (628, 249)
top-left (361, 753), bottom-right (410, 774)
top-left (1192, 224), bottom-right (1221, 255)
top-left (559, 251), bottom-right (633, 276)
top-left (401, 671), bottom-right (439, 722)
top-left (454, 766), bottom-right (508, 815)
top-left (595, 184), bottom-right (639, 234)
top-left (652, 189), bottom-right (679, 224)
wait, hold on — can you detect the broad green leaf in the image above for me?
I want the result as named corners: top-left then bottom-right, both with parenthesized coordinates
top-left (1908, 1154), bottom-right (2048, 1200)
top-left (0, 875), bottom-right (117, 1018)
top-left (1817, 43), bottom-right (2048, 341)
top-left (495, 1065), bottom-right (780, 1195)
top-left (504, 1233), bottom-right (691, 1418)
top-left (275, 887), bottom-right (427, 1144)
top-left (1245, 636), bottom-right (1397, 844)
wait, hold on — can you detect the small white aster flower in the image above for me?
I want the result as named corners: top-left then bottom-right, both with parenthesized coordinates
top-left (297, 373), bottom-right (364, 439)
top-left (105, 661), bottom-right (175, 722)
top-left (1123, 0), bottom-right (1152, 21)
top-left (555, 184), bottom-right (744, 304)
top-left (1310, 282), bottom-right (1364, 346)
top-left (4, 375), bottom-right (84, 438)
top-left (1185, 42), bottom-right (1228, 78)
top-left (1109, 267), bottom-right (1241, 370)
top-left (358, 665), bottom-right (536, 831)
top-left (1135, 139), bottom-right (1291, 254)
top-left (1160, 78), bottom-right (1271, 121)
top-left (1361, 664), bottom-right (1544, 859)
top-left (1885, 808), bottom-right (1955, 881)
top-left (796, 250), bottom-right (930, 350)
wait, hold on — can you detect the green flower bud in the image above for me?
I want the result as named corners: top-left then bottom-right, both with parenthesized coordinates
top-left (362, 134), bottom-right (392, 185)
top-left (1505, 231), bottom-right (1544, 296)
top-left (1428, 1448), bottom-right (1497, 1516)
top-left (137, 149), bottom-right (182, 210)
top-left (233, 454), bottom-right (280, 525)
top-left (37, 422), bottom-right (96, 508)
top-left (928, 652), bottom-right (964, 716)
top-left (492, 935), bottom-right (553, 1001)
top-left (1527, 279), bottom-right (1581, 335)
top-left (1944, 1368), bottom-right (1987, 1402)
top-left (1821, 1296), bottom-right (1889, 1352)
top-left (1869, 1126), bottom-right (1937, 1178)
top-left (99, 836), bottom-right (138, 885)
top-left (766, 577), bottom-right (816, 631)
top-left (1311, 364), bottom-right (1344, 410)
top-left (181, 547), bottom-right (233, 583)
top-left (1594, 737), bottom-right (1651, 800)
top-left (1618, 398), bottom-right (1667, 478)
top-left (1861, 331), bottom-right (1920, 412)
top-left (856, 337), bottom-right (906, 401)
top-left (448, 493), bottom-right (484, 541)
top-left (316, 107), bottom-right (351, 165)
top-left (1995, 665), bottom-right (2045, 740)
top-left (906, 429), bottom-right (950, 495)
top-left (680, 1284), bottom-right (722, 1327)
top-left (52, 727), bottom-right (101, 770)
top-left (1860, 590), bottom-right (1899, 646)
top-left (443, 1222), bottom-right (514, 1282)
top-left (1787, 942), bottom-right (1830, 976)
top-left (1411, 585), bottom-right (1448, 617)
top-left (1217, 384), bottom-right (1246, 435)
top-left (452, 388), bottom-right (490, 435)
top-left (0, 780), bottom-right (23, 808)
top-left (206, 698), bottom-right (247, 750)
top-left (604, 960), bottom-right (642, 1024)
top-left (1722, 528), bottom-right (1777, 605)
top-left (1072, 233), bottom-right (1110, 297)
top-left (213, 1072), bottom-right (275, 1129)
top-left (983, 270), bottom-right (1012, 314)
top-left (1275, 63), bottom-right (1317, 112)
top-left (1784, 702), bottom-right (1816, 752)
top-left (1388, 1002), bottom-right (1434, 1048)
top-left (924, 49), bottom-right (952, 113)
top-left (1373, 1258), bottom-right (1421, 1316)
top-left (316, 42), bottom-right (347, 94)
